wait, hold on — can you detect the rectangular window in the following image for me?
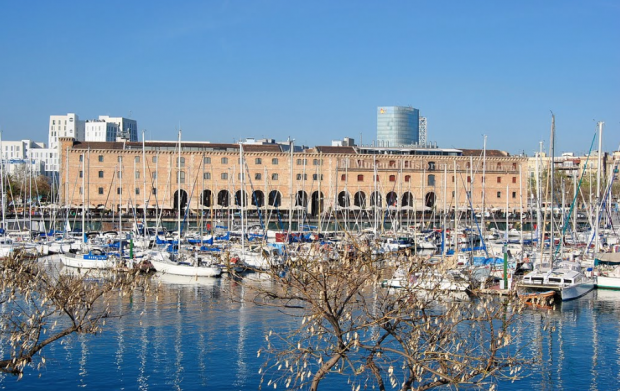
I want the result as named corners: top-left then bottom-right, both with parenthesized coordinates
top-left (152, 172), bottom-right (157, 180)
top-left (390, 175), bottom-right (397, 182)
top-left (204, 157), bottom-right (211, 164)
top-left (178, 171), bottom-right (185, 183)
top-left (98, 171), bottom-right (104, 178)
top-left (497, 191), bottom-right (501, 198)
top-left (221, 157), bottom-right (228, 164)
top-left (341, 174), bottom-right (346, 181)
top-left (272, 173), bottom-right (278, 180)
top-left (152, 187), bottom-right (157, 195)
top-left (136, 188), bottom-right (140, 195)
top-left (297, 174), bottom-right (302, 180)
top-left (177, 157), bottom-right (185, 168)
top-left (255, 158), bottom-right (262, 164)
top-left (238, 173), bottom-right (244, 180)
top-left (272, 158), bottom-right (278, 165)
top-left (98, 187), bottom-right (104, 195)
top-left (312, 174), bottom-right (323, 181)
top-left (117, 188), bottom-right (122, 195)
top-left (313, 159), bottom-right (321, 166)
top-left (255, 173), bottom-right (261, 180)
top-left (118, 156), bottom-right (122, 163)
top-left (135, 171), bottom-right (140, 179)
top-left (203, 172), bottom-right (211, 180)
top-left (79, 171), bottom-right (83, 178)
top-left (98, 155), bottom-right (104, 162)
top-left (296, 158), bottom-right (307, 165)
top-left (512, 177), bottom-right (517, 184)
top-left (221, 172), bottom-right (228, 180)
top-left (467, 176), bottom-right (471, 183)
top-left (79, 155), bottom-right (83, 162)
top-left (152, 156), bottom-right (157, 163)
top-left (497, 177), bottom-right (502, 183)
top-left (405, 175), bottom-right (411, 182)
top-left (512, 191), bottom-right (517, 199)
top-left (357, 174), bottom-right (364, 181)
top-left (135, 156), bottom-right (140, 163)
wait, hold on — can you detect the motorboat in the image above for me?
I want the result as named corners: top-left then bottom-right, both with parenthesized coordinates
top-left (518, 260), bottom-right (594, 301)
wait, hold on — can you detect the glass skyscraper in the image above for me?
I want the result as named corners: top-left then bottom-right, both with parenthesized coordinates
top-left (376, 106), bottom-right (420, 147)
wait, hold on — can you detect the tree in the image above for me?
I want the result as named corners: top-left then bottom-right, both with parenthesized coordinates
top-left (0, 251), bottom-right (149, 377)
top-left (239, 245), bottom-right (541, 391)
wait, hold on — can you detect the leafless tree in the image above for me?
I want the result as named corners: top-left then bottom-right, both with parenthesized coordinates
top-left (237, 245), bottom-right (544, 391)
top-left (0, 251), bottom-right (149, 378)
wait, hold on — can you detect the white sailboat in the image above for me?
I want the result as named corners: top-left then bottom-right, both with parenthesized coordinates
top-left (147, 129), bottom-right (222, 278)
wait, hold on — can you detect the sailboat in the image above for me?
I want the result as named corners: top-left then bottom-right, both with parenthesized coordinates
top-left (147, 129), bottom-right (222, 278)
top-left (60, 150), bottom-right (118, 270)
top-left (517, 114), bottom-right (594, 301)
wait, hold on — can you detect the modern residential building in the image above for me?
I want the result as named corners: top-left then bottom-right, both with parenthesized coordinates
top-left (85, 119), bottom-right (119, 142)
top-left (97, 116), bottom-right (138, 142)
top-left (48, 113), bottom-right (85, 174)
top-left (0, 139), bottom-right (55, 178)
top-left (377, 106), bottom-right (420, 147)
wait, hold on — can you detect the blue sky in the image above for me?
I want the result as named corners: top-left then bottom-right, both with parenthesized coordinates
top-left (0, 0), bottom-right (618, 155)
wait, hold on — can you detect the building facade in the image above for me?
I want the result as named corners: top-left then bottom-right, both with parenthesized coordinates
top-left (377, 106), bottom-right (420, 147)
top-left (85, 119), bottom-right (119, 142)
top-left (58, 138), bottom-right (526, 221)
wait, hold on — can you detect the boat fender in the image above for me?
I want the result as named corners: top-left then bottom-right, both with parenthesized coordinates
top-left (231, 257), bottom-right (239, 264)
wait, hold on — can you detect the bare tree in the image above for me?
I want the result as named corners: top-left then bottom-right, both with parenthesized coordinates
top-left (239, 246), bottom-right (541, 391)
top-left (0, 251), bottom-right (149, 377)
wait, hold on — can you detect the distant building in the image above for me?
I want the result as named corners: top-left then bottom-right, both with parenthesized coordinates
top-left (85, 119), bottom-right (119, 142)
top-left (48, 113), bottom-right (84, 173)
top-left (377, 106), bottom-right (420, 147)
top-left (331, 137), bottom-right (355, 147)
top-left (0, 139), bottom-right (55, 178)
top-left (97, 116), bottom-right (138, 142)
top-left (419, 116), bottom-right (427, 147)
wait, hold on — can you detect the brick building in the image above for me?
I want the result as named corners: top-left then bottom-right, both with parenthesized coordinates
top-left (58, 137), bottom-right (526, 216)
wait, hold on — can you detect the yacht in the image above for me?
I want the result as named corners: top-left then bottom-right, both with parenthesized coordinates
top-left (518, 260), bottom-right (594, 301)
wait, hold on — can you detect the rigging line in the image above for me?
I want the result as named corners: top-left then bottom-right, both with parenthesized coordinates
top-left (242, 155), bottom-right (265, 232)
top-left (557, 130), bottom-right (597, 257)
top-left (181, 158), bottom-right (204, 235)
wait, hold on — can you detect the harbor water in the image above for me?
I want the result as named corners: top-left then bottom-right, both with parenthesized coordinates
top-left (3, 263), bottom-right (620, 391)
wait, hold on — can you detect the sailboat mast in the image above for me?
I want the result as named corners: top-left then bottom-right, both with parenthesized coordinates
top-left (0, 131), bottom-right (5, 231)
top-left (81, 153), bottom-right (86, 243)
top-left (177, 130), bottom-right (182, 239)
top-left (240, 143), bottom-right (245, 251)
top-left (594, 121), bottom-right (604, 253)
top-left (142, 130), bottom-right (147, 238)
top-left (549, 113), bottom-right (555, 262)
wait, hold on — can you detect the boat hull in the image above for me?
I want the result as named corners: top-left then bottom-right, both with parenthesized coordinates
top-left (150, 259), bottom-right (222, 277)
top-left (60, 253), bottom-right (115, 269)
top-left (596, 275), bottom-right (620, 290)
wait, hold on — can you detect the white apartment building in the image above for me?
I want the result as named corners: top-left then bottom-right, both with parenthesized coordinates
top-left (97, 116), bottom-right (137, 141)
top-left (85, 119), bottom-right (119, 142)
top-left (48, 113), bottom-right (85, 173)
top-left (0, 140), bottom-right (55, 178)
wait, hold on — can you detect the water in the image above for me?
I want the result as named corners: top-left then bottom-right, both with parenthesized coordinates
top-left (3, 270), bottom-right (620, 390)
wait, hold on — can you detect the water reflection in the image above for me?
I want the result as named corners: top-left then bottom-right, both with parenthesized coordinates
top-left (5, 264), bottom-right (620, 390)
